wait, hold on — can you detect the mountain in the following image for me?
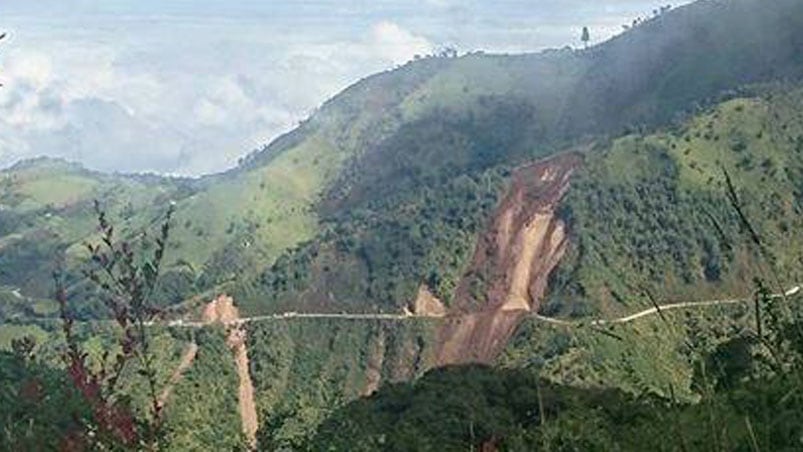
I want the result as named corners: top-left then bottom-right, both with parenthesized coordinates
top-left (3, 0), bottom-right (803, 449)
top-left (3, 0), bottom-right (803, 317)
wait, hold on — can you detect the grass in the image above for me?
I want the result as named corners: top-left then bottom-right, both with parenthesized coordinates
top-left (16, 175), bottom-right (99, 210)
top-left (1, 160), bottom-right (99, 212)
top-left (547, 86), bottom-right (803, 318)
top-left (668, 96), bottom-right (802, 190)
top-left (247, 318), bottom-right (440, 449)
top-left (0, 324), bottom-right (50, 352)
top-left (168, 132), bottom-right (344, 268)
top-left (502, 300), bottom-right (759, 402)
top-left (398, 53), bottom-right (585, 129)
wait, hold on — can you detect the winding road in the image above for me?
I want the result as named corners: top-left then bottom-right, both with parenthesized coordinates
top-left (158, 285), bottom-right (801, 329)
top-left (532, 285), bottom-right (800, 327)
top-left (56, 283), bottom-right (803, 452)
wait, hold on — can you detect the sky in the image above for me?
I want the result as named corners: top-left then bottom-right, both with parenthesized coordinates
top-left (0, 0), bottom-right (692, 176)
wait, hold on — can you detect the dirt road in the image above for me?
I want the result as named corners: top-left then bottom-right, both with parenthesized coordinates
top-left (531, 285), bottom-right (801, 327)
top-left (157, 342), bottom-right (199, 408)
top-left (203, 295), bottom-right (259, 449)
top-left (158, 285), bottom-right (799, 329)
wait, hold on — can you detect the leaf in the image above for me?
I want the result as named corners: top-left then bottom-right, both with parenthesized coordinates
top-left (143, 262), bottom-right (158, 286)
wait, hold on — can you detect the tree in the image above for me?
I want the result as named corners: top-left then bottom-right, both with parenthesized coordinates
top-left (581, 27), bottom-right (591, 48)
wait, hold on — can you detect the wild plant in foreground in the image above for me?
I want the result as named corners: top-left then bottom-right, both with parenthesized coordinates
top-left (56, 201), bottom-right (174, 450)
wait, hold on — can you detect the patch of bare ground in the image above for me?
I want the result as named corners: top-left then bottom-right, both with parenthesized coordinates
top-left (204, 295), bottom-right (259, 449)
top-left (157, 342), bottom-right (199, 409)
top-left (435, 152), bottom-right (581, 366)
top-left (361, 328), bottom-right (387, 396)
top-left (409, 285), bottom-right (447, 317)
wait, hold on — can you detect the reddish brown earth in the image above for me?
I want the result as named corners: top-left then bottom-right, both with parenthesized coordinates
top-left (203, 295), bottom-right (259, 449)
top-left (167, 152), bottom-right (581, 431)
top-left (434, 152), bottom-right (581, 366)
top-left (409, 285), bottom-right (447, 317)
top-left (360, 328), bottom-right (387, 396)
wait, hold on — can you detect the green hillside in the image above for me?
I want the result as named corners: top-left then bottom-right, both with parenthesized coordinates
top-left (546, 86), bottom-right (803, 319)
top-left (4, 0), bottom-right (803, 449)
top-left (306, 289), bottom-right (803, 450)
top-left (247, 318), bottom-right (440, 449)
top-left (236, 0), bottom-right (803, 315)
top-left (0, 319), bottom-right (252, 450)
top-left (3, 0), bottom-right (803, 319)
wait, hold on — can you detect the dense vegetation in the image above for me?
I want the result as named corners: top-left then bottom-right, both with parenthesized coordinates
top-left (163, 328), bottom-right (246, 450)
top-left (3, 0), bottom-right (803, 318)
top-left (308, 359), bottom-right (803, 451)
top-left (0, 325), bottom-right (248, 451)
top-left (547, 87), bottom-right (803, 318)
top-left (308, 289), bottom-right (803, 450)
top-left (237, 0), bottom-right (803, 314)
top-left (243, 101), bottom-right (524, 312)
top-left (0, 349), bottom-right (90, 450)
top-left (247, 318), bottom-right (440, 449)
top-left (2, 0), bottom-right (803, 450)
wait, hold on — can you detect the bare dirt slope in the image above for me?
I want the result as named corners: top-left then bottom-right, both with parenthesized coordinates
top-left (157, 342), bottom-right (199, 409)
top-left (178, 153), bottom-right (580, 430)
top-left (410, 285), bottom-right (447, 317)
top-left (203, 295), bottom-right (259, 449)
top-left (361, 328), bottom-right (387, 396)
top-left (435, 152), bottom-right (581, 365)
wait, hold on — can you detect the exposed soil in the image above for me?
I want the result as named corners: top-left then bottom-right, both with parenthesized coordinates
top-left (157, 342), bottom-right (199, 409)
top-left (410, 285), bottom-right (447, 317)
top-left (361, 328), bottom-right (386, 396)
top-left (204, 295), bottom-right (259, 449)
top-left (435, 152), bottom-right (581, 366)
top-left (179, 153), bottom-right (580, 423)
top-left (202, 295), bottom-right (241, 324)
top-left (504, 214), bottom-right (563, 312)
top-left (229, 328), bottom-right (258, 450)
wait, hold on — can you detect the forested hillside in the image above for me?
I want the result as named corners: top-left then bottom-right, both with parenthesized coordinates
top-left (3, 0), bottom-right (803, 320)
top-left (235, 0), bottom-right (803, 315)
top-left (3, 0), bottom-right (803, 449)
top-left (547, 85), bottom-right (803, 318)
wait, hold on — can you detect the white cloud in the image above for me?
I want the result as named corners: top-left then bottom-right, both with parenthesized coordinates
top-left (370, 21), bottom-right (434, 64)
top-left (0, 46), bottom-right (188, 173)
top-left (287, 20), bottom-right (433, 73)
top-left (0, 17), bottom-right (437, 175)
top-left (423, 0), bottom-right (461, 8)
top-left (0, 51), bottom-right (62, 129)
top-left (4, 51), bottom-right (53, 87)
top-left (0, 1), bottom-right (692, 176)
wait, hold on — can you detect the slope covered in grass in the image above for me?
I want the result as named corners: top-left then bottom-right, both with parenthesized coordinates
top-left (546, 85), bottom-right (803, 319)
top-left (4, 0), bottom-right (803, 320)
top-left (239, 0), bottom-right (803, 315)
top-left (308, 290), bottom-right (803, 450)
top-left (247, 318), bottom-right (440, 449)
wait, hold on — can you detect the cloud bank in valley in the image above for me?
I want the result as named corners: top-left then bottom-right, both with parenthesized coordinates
top-left (0, 1), bottom-right (690, 176)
